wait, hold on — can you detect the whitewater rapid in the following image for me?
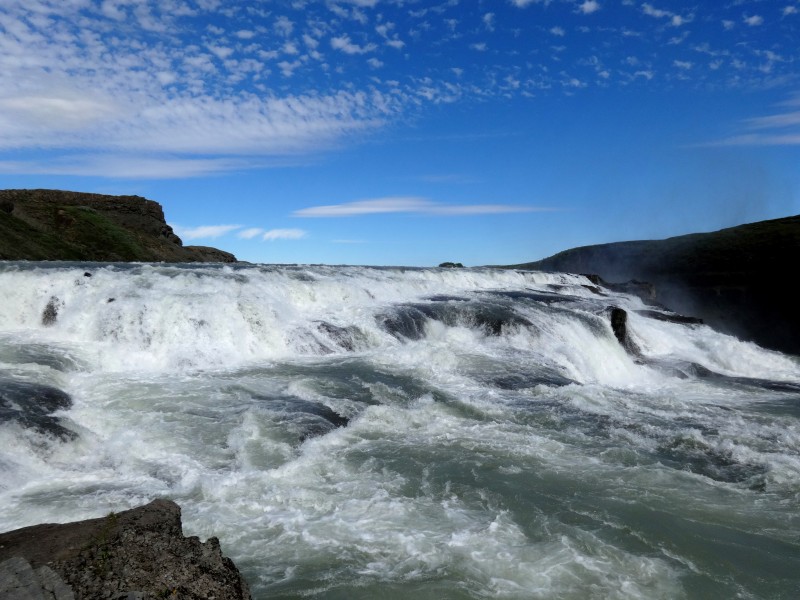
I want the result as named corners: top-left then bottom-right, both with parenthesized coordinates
top-left (1, 262), bottom-right (798, 599)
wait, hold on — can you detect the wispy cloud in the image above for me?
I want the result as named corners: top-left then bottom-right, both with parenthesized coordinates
top-left (704, 94), bottom-right (800, 146)
top-left (293, 197), bottom-right (549, 217)
top-left (172, 224), bottom-right (242, 240)
top-left (237, 228), bottom-right (265, 239)
top-left (263, 228), bottom-right (308, 240)
top-left (0, 0), bottom-right (795, 180)
top-left (0, 155), bottom-right (256, 179)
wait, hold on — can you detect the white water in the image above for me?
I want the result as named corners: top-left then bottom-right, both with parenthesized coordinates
top-left (1, 262), bottom-right (798, 598)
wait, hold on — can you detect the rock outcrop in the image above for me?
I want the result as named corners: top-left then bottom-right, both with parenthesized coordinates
top-left (0, 189), bottom-right (236, 263)
top-left (506, 215), bottom-right (800, 355)
top-left (0, 500), bottom-right (251, 600)
top-left (0, 379), bottom-right (75, 441)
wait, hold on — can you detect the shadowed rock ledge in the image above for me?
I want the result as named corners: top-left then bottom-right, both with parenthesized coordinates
top-left (0, 189), bottom-right (236, 263)
top-left (504, 214), bottom-right (800, 356)
top-left (0, 499), bottom-right (251, 600)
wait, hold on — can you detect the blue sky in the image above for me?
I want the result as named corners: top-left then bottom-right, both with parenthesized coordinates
top-left (1, 0), bottom-right (798, 266)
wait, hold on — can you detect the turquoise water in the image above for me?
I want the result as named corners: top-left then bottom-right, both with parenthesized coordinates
top-left (1, 263), bottom-right (798, 598)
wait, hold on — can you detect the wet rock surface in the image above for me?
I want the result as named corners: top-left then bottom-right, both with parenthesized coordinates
top-left (0, 379), bottom-right (76, 440)
top-left (0, 500), bottom-right (251, 600)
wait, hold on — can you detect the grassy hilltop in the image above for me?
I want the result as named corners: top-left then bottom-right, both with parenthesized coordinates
top-left (0, 189), bottom-right (235, 263)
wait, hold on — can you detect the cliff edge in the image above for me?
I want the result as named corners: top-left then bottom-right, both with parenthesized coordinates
top-left (506, 215), bottom-right (800, 355)
top-left (0, 189), bottom-right (236, 263)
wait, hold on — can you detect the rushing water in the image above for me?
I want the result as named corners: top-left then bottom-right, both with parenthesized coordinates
top-left (1, 262), bottom-right (799, 599)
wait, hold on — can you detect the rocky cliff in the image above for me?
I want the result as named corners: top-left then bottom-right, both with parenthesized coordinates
top-left (506, 215), bottom-right (800, 355)
top-left (0, 189), bottom-right (236, 263)
top-left (0, 499), bottom-right (251, 600)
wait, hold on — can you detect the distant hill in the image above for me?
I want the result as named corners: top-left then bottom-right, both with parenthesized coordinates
top-left (0, 189), bottom-right (235, 263)
top-left (506, 215), bottom-right (800, 355)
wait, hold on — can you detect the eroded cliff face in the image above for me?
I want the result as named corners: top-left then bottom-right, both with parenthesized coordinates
top-left (507, 215), bottom-right (800, 355)
top-left (0, 189), bottom-right (236, 263)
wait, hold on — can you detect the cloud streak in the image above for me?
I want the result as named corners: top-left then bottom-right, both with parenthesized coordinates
top-left (704, 94), bottom-right (800, 146)
top-left (293, 197), bottom-right (550, 217)
top-left (263, 228), bottom-right (308, 241)
top-left (172, 224), bottom-right (242, 240)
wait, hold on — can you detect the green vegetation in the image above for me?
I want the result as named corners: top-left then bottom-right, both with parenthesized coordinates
top-left (60, 206), bottom-right (152, 261)
top-left (0, 189), bottom-right (236, 262)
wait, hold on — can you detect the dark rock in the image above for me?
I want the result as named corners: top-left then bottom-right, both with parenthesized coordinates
top-left (0, 556), bottom-right (74, 600)
top-left (41, 297), bottom-right (60, 326)
top-left (378, 302), bottom-right (533, 340)
top-left (0, 499), bottom-right (251, 600)
top-left (581, 284), bottom-right (604, 295)
top-left (182, 246), bottom-right (237, 263)
top-left (315, 321), bottom-right (363, 351)
top-left (608, 307), bottom-right (639, 355)
top-left (0, 189), bottom-right (236, 263)
top-left (636, 309), bottom-right (703, 325)
top-left (603, 280), bottom-right (658, 304)
top-left (505, 215), bottom-right (800, 355)
top-left (0, 379), bottom-right (76, 440)
top-left (83, 272), bottom-right (92, 278)
top-left (438, 262), bottom-right (464, 268)
top-left (251, 394), bottom-right (350, 442)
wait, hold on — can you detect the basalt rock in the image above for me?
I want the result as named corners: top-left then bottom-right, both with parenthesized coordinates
top-left (0, 499), bottom-right (251, 600)
top-left (0, 379), bottom-right (76, 440)
top-left (0, 189), bottom-right (236, 263)
top-left (506, 214), bottom-right (800, 355)
top-left (608, 307), bottom-right (639, 355)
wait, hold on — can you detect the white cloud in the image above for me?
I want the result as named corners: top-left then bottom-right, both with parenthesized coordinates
top-left (0, 88), bottom-right (397, 155)
top-left (367, 57), bottom-right (383, 68)
top-left (262, 228), bottom-right (307, 240)
top-left (744, 15), bottom-right (764, 26)
top-left (0, 155), bottom-right (255, 179)
top-left (173, 224), bottom-right (242, 240)
top-left (641, 3), bottom-right (691, 26)
top-left (338, 0), bottom-right (378, 6)
top-left (331, 35), bottom-right (377, 54)
top-left (673, 60), bottom-right (692, 70)
top-left (642, 4), bottom-right (669, 19)
top-left (577, 1), bottom-right (600, 15)
top-left (237, 228), bottom-right (264, 239)
top-left (470, 42), bottom-right (487, 52)
top-left (784, 7), bottom-right (799, 16)
top-left (705, 95), bottom-right (800, 146)
top-left (483, 13), bottom-right (495, 31)
top-left (293, 197), bottom-right (547, 217)
top-left (274, 16), bottom-right (294, 36)
top-left (550, 26), bottom-right (566, 36)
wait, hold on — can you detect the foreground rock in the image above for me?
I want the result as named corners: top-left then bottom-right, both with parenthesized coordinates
top-left (0, 500), bottom-right (251, 600)
top-left (505, 215), bottom-right (800, 355)
top-left (0, 189), bottom-right (236, 263)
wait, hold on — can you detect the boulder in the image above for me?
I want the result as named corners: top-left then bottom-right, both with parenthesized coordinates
top-left (0, 500), bottom-right (251, 600)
